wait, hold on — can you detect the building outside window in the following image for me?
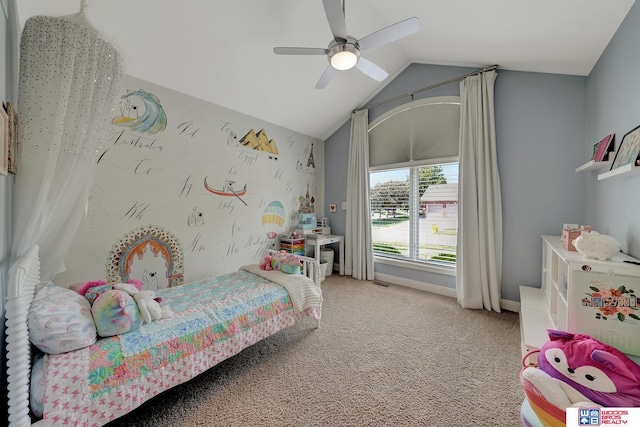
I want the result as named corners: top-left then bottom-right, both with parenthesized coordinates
top-left (370, 162), bottom-right (458, 266)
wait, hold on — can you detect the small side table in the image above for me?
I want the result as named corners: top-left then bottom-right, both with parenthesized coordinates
top-left (308, 234), bottom-right (344, 275)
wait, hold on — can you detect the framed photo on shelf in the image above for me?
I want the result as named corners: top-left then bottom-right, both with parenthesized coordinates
top-left (6, 102), bottom-right (18, 174)
top-left (592, 133), bottom-right (614, 162)
top-left (0, 104), bottom-right (8, 176)
top-left (610, 125), bottom-right (640, 170)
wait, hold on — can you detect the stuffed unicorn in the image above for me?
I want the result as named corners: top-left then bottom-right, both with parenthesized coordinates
top-left (113, 282), bottom-right (174, 324)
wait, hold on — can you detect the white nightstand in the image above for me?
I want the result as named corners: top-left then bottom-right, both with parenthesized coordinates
top-left (306, 234), bottom-right (344, 275)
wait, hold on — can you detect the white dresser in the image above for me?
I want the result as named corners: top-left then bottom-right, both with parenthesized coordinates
top-left (520, 235), bottom-right (640, 364)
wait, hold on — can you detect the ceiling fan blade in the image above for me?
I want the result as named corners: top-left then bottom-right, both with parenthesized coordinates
top-left (355, 57), bottom-right (388, 81)
top-left (315, 65), bottom-right (337, 89)
top-left (273, 47), bottom-right (328, 55)
top-left (358, 17), bottom-right (420, 51)
top-left (322, 0), bottom-right (348, 41)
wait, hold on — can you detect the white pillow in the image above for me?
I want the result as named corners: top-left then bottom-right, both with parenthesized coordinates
top-left (30, 352), bottom-right (46, 418)
top-left (28, 282), bottom-right (97, 354)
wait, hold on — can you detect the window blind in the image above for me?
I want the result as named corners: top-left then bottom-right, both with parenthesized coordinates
top-left (368, 96), bottom-right (460, 168)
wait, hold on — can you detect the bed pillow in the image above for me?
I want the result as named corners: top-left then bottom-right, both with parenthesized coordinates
top-left (30, 352), bottom-right (46, 418)
top-left (92, 289), bottom-right (143, 337)
top-left (28, 282), bottom-right (97, 354)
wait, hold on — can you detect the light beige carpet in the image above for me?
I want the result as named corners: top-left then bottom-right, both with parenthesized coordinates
top-left (107, 275), bottom-right (524, 427)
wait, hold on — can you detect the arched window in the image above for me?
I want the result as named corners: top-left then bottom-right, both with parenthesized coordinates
top-left (368, 96), bottom-right (460, 269)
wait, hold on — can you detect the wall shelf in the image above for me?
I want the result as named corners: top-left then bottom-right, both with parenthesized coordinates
top-left (597, 163), bottom-right (640, 180)
top-left (574, 160), bottom-right (611, 173)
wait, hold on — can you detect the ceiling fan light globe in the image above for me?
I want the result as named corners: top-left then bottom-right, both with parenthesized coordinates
top-left (331, 51), bottom-right (358, 70)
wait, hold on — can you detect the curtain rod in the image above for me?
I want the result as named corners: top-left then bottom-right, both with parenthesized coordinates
top-left (355, 64), bottom-right (499, 112)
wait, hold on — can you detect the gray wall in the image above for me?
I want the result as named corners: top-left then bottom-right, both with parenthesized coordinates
top-left (1, 1), bottom-right (19, 421)
top-left (325, 0), bottom-right (640, 303)
top-left (325, 64), bottom-right (587, 303)
top-left (585, 2), bottom-right (640, 258)
top-left (0, 6), bottom-right (8, 402)
top-left (0, 4), bottom-right (10, 325)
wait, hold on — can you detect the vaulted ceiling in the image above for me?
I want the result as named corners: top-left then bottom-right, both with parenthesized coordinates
top-left (16, 0), bottom-right (636, 140)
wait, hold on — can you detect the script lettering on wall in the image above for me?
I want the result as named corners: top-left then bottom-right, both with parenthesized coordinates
top-left (57, 74), bottom-right (323, 285)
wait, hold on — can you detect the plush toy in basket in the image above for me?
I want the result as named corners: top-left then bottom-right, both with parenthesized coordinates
top-left (520, 329), bottom-right (640, 426)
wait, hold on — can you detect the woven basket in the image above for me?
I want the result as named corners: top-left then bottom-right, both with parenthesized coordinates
top-left (319, 261), bottom-right (328, 281)
top-left (320, 249), bottom-right (334, 276)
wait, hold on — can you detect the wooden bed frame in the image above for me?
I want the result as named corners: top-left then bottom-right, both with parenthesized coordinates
top-left (5, 245), bottom-right (321, 427)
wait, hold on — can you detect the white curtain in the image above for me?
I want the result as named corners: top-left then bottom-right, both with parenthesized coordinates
top-left (345, 109), bottom-right (374, 280)
top-left (456, 70), bottom-right (503, 312)
top-left (10, 16), bottom-right (123, 281)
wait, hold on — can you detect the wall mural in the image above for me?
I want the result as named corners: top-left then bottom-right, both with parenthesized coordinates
top-left (262, 200), bottom-right (286, 249)
top-left (112, 89), bottom-right (168, 134)
top-left (298, 184), bottom-right (315, 213)
top-left (106, 224), bottom-right (184, 290)
top-left (240, 128), bottom-right (279, 160)
top-left (56, 74), bottom-right (323, 286)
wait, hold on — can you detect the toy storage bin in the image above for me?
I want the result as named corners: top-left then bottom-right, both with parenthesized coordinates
top-left (279, 234), bottom-right (305, 255)
top-left (281, 264), bottom-right (300, 274)
top-left (320, 248), bottom-right (334, 276)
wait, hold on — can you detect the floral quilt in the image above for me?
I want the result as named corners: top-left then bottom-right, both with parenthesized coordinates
top-left (41, 270), bottom-right (321, 426)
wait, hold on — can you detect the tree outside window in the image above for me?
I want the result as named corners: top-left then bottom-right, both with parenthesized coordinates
top-left (370, 163), bottom-right (458, 265)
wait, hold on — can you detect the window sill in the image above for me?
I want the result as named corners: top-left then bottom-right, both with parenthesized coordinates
top-left (373, 256), bottom-right (456, 276)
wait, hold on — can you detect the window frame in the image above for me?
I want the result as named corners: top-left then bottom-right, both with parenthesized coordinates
top-left (369, 157), bottom-right (458, 274)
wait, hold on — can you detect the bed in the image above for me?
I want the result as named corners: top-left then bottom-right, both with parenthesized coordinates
top-left (5, 244), bottom-right (322, 427)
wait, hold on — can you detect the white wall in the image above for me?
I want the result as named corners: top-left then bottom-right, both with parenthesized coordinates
top-left (56, 74), bottom-right (324, 288)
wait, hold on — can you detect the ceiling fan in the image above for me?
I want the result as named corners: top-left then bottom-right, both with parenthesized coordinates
top-left (273, 0), bottom-right (420, 89)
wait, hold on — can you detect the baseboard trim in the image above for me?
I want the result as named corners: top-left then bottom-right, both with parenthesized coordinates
top-left (374, 273), bottom-right (457, 298)
top-left (501, 299), bottom-right (520, 313)
top-left (374, 272), bottom-right (520, 312)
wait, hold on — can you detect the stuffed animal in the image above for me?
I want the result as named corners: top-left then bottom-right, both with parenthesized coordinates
top-left (71, 278), bottom-right (143, 304)
top-left (521, 364), bottom-right (595, 410)
top-left (270, 250), bottom-right (289, 270)
top-left (259, 254), bottom-right (274, 271)
top-left (92, 289), bottom-right (143, 337)
top-left (526, 329), bottom-right (640, 408)
top-left (113, 282), bottom-right (174, 323)
top-left (71, 280), bottom-right (112, 304)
